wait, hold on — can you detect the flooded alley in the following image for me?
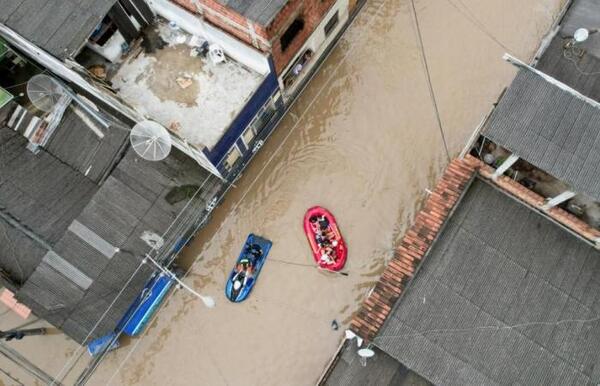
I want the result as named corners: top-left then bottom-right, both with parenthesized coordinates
top-left (81, 0), bottom-right (565, 384)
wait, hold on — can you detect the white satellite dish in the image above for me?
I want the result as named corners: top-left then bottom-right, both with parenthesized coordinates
top-left (27, 74), bottom-right (68, 112)
top-left (357, 348), bottom-right (375, 358)
top-left (27, 74), bottom-right (108, 138)
top-left (130, 120), bottom-right (172, 161)
top-left (574, 28), bottom-right (589, 43)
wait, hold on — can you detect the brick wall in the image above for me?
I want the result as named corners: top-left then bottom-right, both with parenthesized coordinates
top-left (266, 0), bottom-right (337, 74)
top-left (172, 0), bottom-right (338, 75)
top-left (478, 162), bottom-right (600, 242)
top-left (171, 0), bottom-right (270, 51)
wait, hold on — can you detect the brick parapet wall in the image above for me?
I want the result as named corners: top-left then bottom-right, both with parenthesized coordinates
top-left (478, 163), bottom-right (600, 242)
top-left (171, 0), bottom-right (338, 75)
top-left (171, 0), bottom-right (271, 51)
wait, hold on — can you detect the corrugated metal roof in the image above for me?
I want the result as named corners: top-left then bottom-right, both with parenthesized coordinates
top-left (0, 0), bottom-right (116, 59)
top-left (15, 147), bottom-right (212, 343)
top-left (482, 68), bottom-right (600, 201)
top-left (376, 179), bottom-right (600, 386)
top-left (44, 107), bottom-right (129, 184)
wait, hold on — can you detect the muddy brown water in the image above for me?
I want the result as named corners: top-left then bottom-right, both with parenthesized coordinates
top-left (76, 0), bottom-right (566, 385)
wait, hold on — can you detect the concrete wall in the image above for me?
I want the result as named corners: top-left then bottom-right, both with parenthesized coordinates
top-left (148, 0), bottom-right (271, 75)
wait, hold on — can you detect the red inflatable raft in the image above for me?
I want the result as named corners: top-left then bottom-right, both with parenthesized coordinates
top-left (303, 206), bottom-right (347, 271)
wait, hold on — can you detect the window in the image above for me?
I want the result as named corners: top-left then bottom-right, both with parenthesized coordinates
top-left (242, 126), bottom-right (256, 146)
top-left (224, 146), bottom-right (242, 170)
top-left (280, 18), bottom-right (305, 52)
top-left (324, 11), bottom-right (339, 37)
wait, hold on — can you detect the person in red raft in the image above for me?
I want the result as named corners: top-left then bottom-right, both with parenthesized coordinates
top-left (309, 215), bottom-right (339, 265)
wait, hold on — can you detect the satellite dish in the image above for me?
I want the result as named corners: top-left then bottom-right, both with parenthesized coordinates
top-left (357, 348), bottom-right (375, 358)
top-left (574, 28), bottom-right (589, 43)
top-left (27, 74), bottom-right (68, 112)
top-left (130, 120), bottom-right (172, 161)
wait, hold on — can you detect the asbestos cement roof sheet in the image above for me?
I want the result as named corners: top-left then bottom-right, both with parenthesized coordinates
top-left (376, 179), bottom-right (600, 386)
top-left (482, 68), bottom-right (600, 201)
top-left (0, 0), bottom-right (116, 59)
top-left (16, 147), bottom-right (211, 343)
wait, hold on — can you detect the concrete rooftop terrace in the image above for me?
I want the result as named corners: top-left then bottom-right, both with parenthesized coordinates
top-left (112, 23), bottom-right (264, 150)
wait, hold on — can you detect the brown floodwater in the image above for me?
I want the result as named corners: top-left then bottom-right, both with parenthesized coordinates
top-left (80, 0), bottom-right (565, 385)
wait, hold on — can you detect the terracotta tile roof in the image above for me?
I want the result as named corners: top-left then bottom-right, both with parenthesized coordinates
top-left (350, 155), bottom-right (480, 341)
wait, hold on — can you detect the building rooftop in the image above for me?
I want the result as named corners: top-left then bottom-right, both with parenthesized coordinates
top-left (15, 146), bottom-right (210, 343)
top-left (536, 0), bottom-right (600, 102)
top-left (111, 24), bottom-right (264, 150)
top-left (0, 124), bottom-right (97, 288)
top-left (482, 67), bottom-right (600, 202)
top-left (1, 97), bottom-right (213, 342)
top-left (215, 0), bottom-right (288, 27)
top-left (375, 178), bottom-right (600, 385)
top-left (0, 0), bottom-right (116, 59)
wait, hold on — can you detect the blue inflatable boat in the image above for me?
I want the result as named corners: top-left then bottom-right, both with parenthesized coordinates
top-left (225, 234), bottom-right (272, 302)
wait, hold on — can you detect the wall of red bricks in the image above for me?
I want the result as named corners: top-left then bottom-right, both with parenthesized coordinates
top-left (171, 0), bottom-right (338, 75)
top-left (171, 0), bottom-right (270, 51)
top-left (266, 0), bottom-right (337, 74)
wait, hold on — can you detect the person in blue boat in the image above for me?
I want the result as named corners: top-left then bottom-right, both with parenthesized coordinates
top-left (232, 244), bottom-right (263, 291)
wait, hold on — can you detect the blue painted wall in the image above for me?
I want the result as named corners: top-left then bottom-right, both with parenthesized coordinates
top-left (206, 57), bottom-right (280, 167)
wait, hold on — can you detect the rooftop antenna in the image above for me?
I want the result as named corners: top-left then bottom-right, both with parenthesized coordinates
top-left (27, 74), bottom-right (108, 138)
top-left (130, 120), bottom-right (172, 161)
top-left (573, 28), bottom-right (590, 44)
top-left (357, 347), bottom-right (375, 367)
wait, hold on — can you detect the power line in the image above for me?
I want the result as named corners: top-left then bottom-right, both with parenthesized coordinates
top-left (374, 313), bottom-right (600, 342)
top-left (446, 0), bottom-right (515, 56)
top-left (100, 0), bottom-right (399, 382)
top-left (53, 174), bottom-right (216, 384)
top-left (409, 0), bottom-right (451, 162)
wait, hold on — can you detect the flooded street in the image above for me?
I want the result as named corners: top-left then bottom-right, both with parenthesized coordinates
top-left (85, 0), bottom-right (565, 384)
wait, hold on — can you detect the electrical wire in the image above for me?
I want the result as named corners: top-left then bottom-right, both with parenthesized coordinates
top-left (446, 0), bottom-right (515, 56)
top-left (409, 0), bottom-right (451, 162)
top-left (374, 313), bottom-right (600, 342)
top-left (52, 174), bottom-right (216, 384)
top-left (100, 0), bottom-right (400, 383)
